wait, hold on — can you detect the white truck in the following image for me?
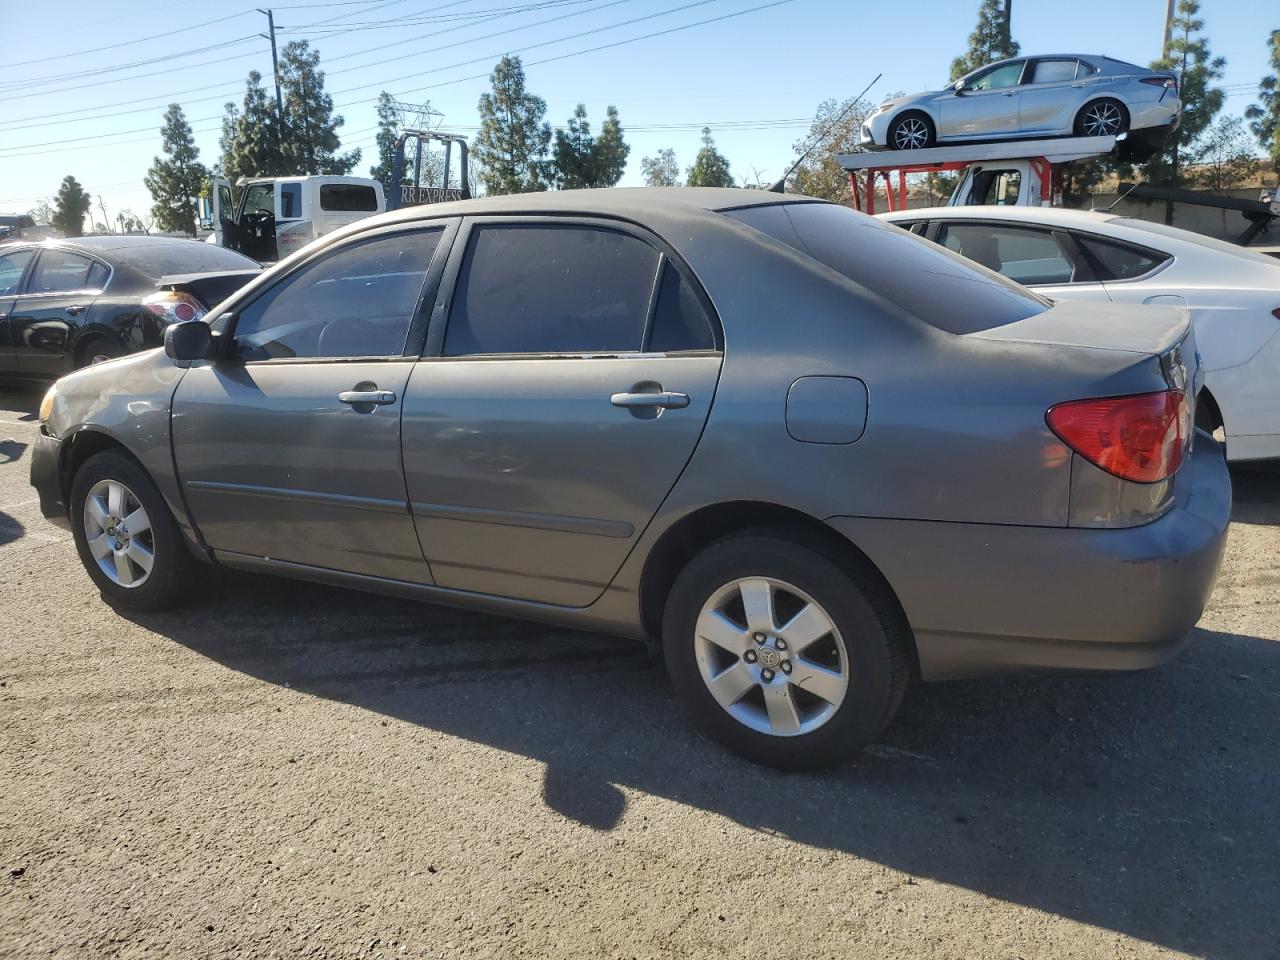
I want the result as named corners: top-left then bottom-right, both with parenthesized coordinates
top-left (200, 175), bottom-right (386, 264)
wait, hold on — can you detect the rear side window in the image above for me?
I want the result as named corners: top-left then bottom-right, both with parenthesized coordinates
top-left (0, 248), bottom-right (34, 296)
top-left (937, 222), bottom-right (1076, 285)
top-left (444, 225), bottom-right (660, 356)
top-left (647, 262), bottom-right (715, 352)
top-left (29, 249), bottom-right (97, 294)
top-left (279, 182), bottom-right (302, 219)
top-left (320, 184), bottom-right (379, 212)
top-left (234, 229), bottom-right (441, 360)
top-left (1031, 59), bottom-right (1077, 84)
top-left (1074, 234), bottom-right (1168, 280)
top-left (725, 203), bottom-right (1047, 334)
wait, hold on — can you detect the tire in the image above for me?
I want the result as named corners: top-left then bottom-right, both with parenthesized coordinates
top-left (887, 112), bottom-right (935, 150)
top-left (662, 528), bottom-right (911, 770)
top-left (70, 449), bottom-right (197, 611)
top-left (1074, 99), bottom-right (1129, 138)
top-left (76, 337), bottom-right (123, 368)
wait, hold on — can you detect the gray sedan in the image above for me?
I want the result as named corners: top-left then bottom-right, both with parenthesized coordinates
top-left (29, 189), bottom-right (1229, 770)
top-left (862, 54), bottom-right (1180, 153)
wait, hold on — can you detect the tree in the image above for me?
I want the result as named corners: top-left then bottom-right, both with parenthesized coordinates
top-left (1144, 0), bottom-right (1225, 218)
top-left (1190, 115), bottom-right (1261, 192)
top-left (551, 104), bottom-right (629, 188)
top-left (786, 95), bottom-right (875, 201)
top-left (1245, 30), bottom-right (1280, 170)
top-left (685, 128), bottom-right (733, 187)
top-left (950, 0), bottom-right (1018, 81)
top-left (144, 104), bottom-right (208, 236)
top-left (27, 200), bottom-right (54, 224)
top-left (474, 55), bottom-right (552, 195)
top-left (220, 71), bottom-right (286, 183)
top-left (51, 176), bottom-right (91, 237)
top-left (641, 148), bottom-right (681, 186)
top-left (279, 40), bottom-right (359, 175)
top-left (369, 92), bottom-right (401, 195)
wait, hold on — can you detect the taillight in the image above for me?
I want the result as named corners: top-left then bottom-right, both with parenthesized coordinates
top-left (141, 290), bottom-right (207, 324)
top-left (1141, 75), bottom-right (1177, 92)
top-left (1047, 390), bottom-right (1189, 483)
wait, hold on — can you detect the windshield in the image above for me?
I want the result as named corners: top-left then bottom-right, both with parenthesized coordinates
top-left (723, 201), bottom-right (1049, 334)
top-left (1110, 217), bottom-right (1280, 268)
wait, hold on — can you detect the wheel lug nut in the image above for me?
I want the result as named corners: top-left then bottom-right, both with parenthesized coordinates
top-left (753, 632), bottom-right (766, 644)
top-left (761, 669), bottom-right (774, 682)
top-left (776, 639), bottom-right (787, 651)
top-left (744, 650), bottom-right (757, 663)
top-left (781, 661), bottom-right (792, 674)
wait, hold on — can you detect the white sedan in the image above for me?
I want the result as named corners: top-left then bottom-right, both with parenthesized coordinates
top-left (879, 206), bottom-right (1280, 461)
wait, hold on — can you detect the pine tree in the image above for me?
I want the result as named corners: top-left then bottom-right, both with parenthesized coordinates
top-left (474, 55), bottom-right (552, 195)
top-left (220, 71), bottom-right (286, 183)
top-left (685, 128), bottom-right (733, 187)
top-left (950, 0), bottom-right (1018, 80)
top-left (144, 104), bottom-right (208, 236)
top-left (551, 104), bottom-right (629, 189)
top-left (279, 40), bottom-right (359, 175)
top-left (369, 92), bottom-right (401, 195)
top-left (1245, 29), bottom-right (1280, 170)
top-left (641, 149), bottom-right (681, 187)
top-left (51, 175), bottom-right (91, 237)
top-left (1145, 0), bottom-right (1225, 218)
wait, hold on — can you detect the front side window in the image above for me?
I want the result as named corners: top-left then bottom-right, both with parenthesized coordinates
top-left (1075, 234), bottom-right (1169, 280)
top-left (28, 250), bottom-right (98, 294)
top-left (937, 222), bottom-right (1076, 285)
top-left (242, 184), bottom-right (274, 217)
top-left (233, 229), bottom-right (442, 361)
top-left (968, 61), bottom-right (1025, 91)
top-left (1030, 59), bottom-right (1078, 84)
top-left (0, 248), bottom-right (34, 296)
top-left (443, 225), bottom-right (661, 356)
top-left (974, 169), bottom-right (1022, 205)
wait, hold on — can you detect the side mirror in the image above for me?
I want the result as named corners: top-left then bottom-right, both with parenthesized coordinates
top-left (953, 79), bottom-right (966, 94)
top-left (164, 320), bottom-right (214, 365)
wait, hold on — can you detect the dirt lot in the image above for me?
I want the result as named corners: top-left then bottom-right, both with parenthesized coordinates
top-left (1, 380), bottom-right (1277, 960)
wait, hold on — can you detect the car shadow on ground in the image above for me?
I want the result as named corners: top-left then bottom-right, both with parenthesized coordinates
top-left (125, 559), bottom-right (1280, 959)
top-left (1230, 460), bottom-right (1280, 525)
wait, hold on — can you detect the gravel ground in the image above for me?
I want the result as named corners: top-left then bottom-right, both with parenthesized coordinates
top-left (1, 381), bottom-right (1277, 960)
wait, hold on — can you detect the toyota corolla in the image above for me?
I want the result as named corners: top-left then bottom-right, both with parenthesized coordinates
top-left (30, 189), bottom-right (1229, 769)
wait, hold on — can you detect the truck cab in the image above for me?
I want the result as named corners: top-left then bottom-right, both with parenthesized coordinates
top-left (201, 176), bottom-right (385, 263)
top-left (948, 158), bottom-right (1051, 207)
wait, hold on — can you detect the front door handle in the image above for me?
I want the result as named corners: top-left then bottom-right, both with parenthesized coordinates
top-left (66, 305), bottom-right (84, 316)
top-left (338, 389), bottom-right (396, 405)
top-left (610, 390), bottom-right (690, 410)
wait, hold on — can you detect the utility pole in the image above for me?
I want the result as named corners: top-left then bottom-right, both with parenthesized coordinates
top-left (258, 9), bottom-right (284, 133)
top-left (1003, 0), bottom-right (1013, 50)
top-left (1162, 0), bottom-right (1176, 58)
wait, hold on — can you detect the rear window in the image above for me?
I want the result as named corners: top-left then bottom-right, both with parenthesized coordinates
top-left (320, 184), bottom-right (379, 212)
top-left (724, 202), bottom-right (1048, 334)
top-left (115, 242), bottom-right (260, 279)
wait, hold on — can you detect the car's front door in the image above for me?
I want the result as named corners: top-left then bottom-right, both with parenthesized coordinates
top-left (0, 247), bottom-right (36, 372)
top-left (401, 218), bottom-right (723, 606)
top-left (938, 60), bottom-right (1026, 140)
top-left (1019, 58), bottom-right (1085, 134)
top-left (172, 223), bottom-right (455, 582)
top-left (8, 248), bottom-right (109, 376)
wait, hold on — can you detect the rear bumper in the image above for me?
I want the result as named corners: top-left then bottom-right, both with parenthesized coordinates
top-left (827, 436), bottom-right (1231, 680)
top-left (29, 430), bottom-right (69, 530)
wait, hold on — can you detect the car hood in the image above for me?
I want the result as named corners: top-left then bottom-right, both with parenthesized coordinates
top-left (872, 91), bottom-right (938, 115)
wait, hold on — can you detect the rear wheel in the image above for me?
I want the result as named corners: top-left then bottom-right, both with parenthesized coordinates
top-left (1075, 99), bottom-right (1129, 138)
top-left (662, 530), bottom-right (910, 770)
top-left (70, 450), bottom-right (197, 611)
top-left (887, 112), bottom-right (935, 150)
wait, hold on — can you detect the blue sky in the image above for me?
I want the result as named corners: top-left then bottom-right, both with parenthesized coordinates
top-left (0, 0), bottom-right (1271, 222)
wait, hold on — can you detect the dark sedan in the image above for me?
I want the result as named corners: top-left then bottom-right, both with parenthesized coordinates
top-left (0, 236), bottom-right (259, 378)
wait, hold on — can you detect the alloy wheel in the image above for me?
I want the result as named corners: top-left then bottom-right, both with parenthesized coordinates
top-left (1082, 102), bottom-right (1123, 136)
top-left (694, 577), bottom-right (849, 737)
top-left (893, 117), bottom-right (930, 150)
top-left (83, 479), bottom-right (155, 588)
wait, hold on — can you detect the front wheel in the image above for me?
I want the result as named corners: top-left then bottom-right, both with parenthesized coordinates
top-left (887, 113), bottom-right (935, 150)
top-left (70, 449), bottom-right (197, 611)
top-left (662, 530), bottom-right (911, 770)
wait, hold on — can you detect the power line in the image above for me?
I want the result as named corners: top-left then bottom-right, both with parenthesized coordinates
top-left (3, 10), bottom-right (254, 67)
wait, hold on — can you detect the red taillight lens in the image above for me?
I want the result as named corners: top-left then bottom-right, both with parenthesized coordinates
top-left (1047, 390), bottom-right (1189, 483)
top-left (141, 290), bottom-right (207, 324)
top-left (1141, 76), bottom-right (1177, 91)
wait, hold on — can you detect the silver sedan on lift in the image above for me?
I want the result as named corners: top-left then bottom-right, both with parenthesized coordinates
top-left (862, 54), bottom-right (1180, 156)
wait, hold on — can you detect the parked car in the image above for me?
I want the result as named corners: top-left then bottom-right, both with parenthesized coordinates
top-left (862, 55), bottom-right (1180, 155)
top-left (879, 205), bottom-right (1280, 462)
top-left (30, 190), bottom-right (1229, 769)
top-left (0, 236), bottom-right (259, 379)
top-left (0, 214), bottom-right (56, 244)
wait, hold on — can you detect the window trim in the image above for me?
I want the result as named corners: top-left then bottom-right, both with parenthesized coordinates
top-left (926, 218), bottom-right (1097, 287)
top-left (221, 220), bottom-right (458, 366)
top-left (12, 246), bottom-right (113, 300)
top-left (421, 214), bottom-right (723, 361)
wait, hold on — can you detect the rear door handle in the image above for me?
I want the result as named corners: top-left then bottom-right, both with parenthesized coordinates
top-left (610, 391), bottom-right (689, 409)
top-left (66, 305), bottom-right (84, 316)
top-left (338, 389), bottom-right (396, 405)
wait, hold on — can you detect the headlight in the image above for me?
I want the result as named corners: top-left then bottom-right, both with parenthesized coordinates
top-left (39, 384), bottom-right (56, 423)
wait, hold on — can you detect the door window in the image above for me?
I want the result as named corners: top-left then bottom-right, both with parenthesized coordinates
top-left (233, 229), bottom-right (442, 361)
top-left (0, 248), bottom-right (34, 296)
top-left (973, 169), bottom-right (1022, 205)
top-left (937, 222), bottom-right (1076, 285)
top-left (443, 224), bottom-right (661, 356)
top-left (28, 250), bottom-right (98, 294)
top-left (278, 182), bottom-right (302, 219)
top-left (1030, 59), bottom-right (1078, 84)
top-left (242, 183), bottom-right (274, 217)
top-left (1074, 234), bottom-right (1169, 281)
top-left (968, 61), bottom-right (1025, 90)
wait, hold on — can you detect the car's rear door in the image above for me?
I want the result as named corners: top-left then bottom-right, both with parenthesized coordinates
top-left (401, 217), bottom-right (723, 606)
top-left (8, 248), bottom-right (109, 376)
top-left (0, 246), bottom-right (36, 373)
top-left (171, 222), bottom-right (455, 583)
top-left (1018, 58), bottom-right (1084, 134)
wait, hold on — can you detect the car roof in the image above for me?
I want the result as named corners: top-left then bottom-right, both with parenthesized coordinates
top-left (879, 205), bottom-right (1119, 229)
top-left (34, 235), bottom-right (210, 253)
